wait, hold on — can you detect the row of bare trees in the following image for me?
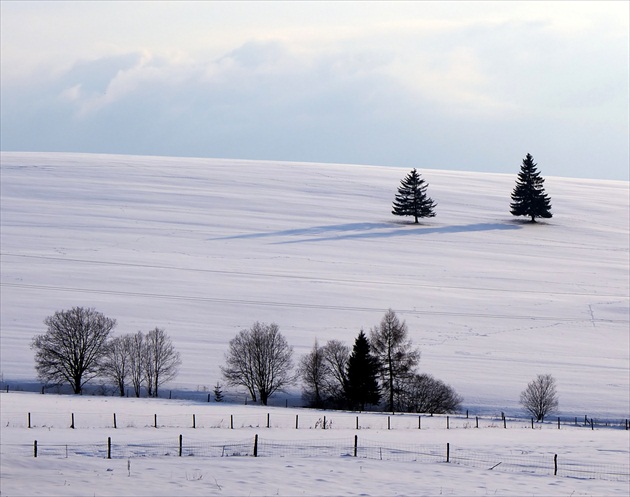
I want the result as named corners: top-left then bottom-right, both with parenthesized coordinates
top-left (31, 307), bottom-right (180, 397)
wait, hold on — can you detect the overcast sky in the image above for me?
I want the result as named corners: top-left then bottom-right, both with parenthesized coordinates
top-left (1, 1), bottom-right (628, 180)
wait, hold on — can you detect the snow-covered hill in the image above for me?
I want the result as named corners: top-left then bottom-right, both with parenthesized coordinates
top-left (1, 152), bottom-right (628, 417)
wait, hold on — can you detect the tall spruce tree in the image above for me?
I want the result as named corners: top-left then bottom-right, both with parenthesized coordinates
top-left (392, 168), bottom-right (436, 223)
top-left (346, 331), bottom-right (380, 410)
top-left (510, 153), bottom-right (552, 222)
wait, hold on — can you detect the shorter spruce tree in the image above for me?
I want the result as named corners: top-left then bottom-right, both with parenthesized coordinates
top-left (392, 168), bottom-right (436, 223)
top-left (510, 153), bottom-right (552, 222)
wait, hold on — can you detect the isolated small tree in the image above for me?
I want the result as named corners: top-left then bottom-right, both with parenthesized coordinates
top-left (221, 322), bottom-right (295, 406)
top-left (400, 373), bottom-right (463, 414)
top-left (510, 153), bottom-right (552, 222)
top-left (346, 331), bottom-right (381, 410)
top-left (32, 307), bottom-right (116, 394)
top-left (213, 382), bottom-right (224, 402)
top-left (392, 168), bottom-right (436, 223)
top-left (520, 374), bottom-right (559, 421)
top-left (143, 327), bottom-right (181, 398)
top-left (100, 334), bottom-right (133, 397)
top-left (298, 339), bottom-right (328, 407)
top-left (370, 309), bottom-right (421, 412)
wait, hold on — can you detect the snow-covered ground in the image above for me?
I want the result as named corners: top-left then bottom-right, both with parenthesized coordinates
top-left (1, 392), bottom-right (629, 496)
top-left (0, 151), bottom-right (628, 495)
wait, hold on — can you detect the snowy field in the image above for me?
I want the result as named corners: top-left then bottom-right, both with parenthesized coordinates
top-left (1, 392), bottom-right (629, 496)
top-left (0, 151), bottom-right (629, 495)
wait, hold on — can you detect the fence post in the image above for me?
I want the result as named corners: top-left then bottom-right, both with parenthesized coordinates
top-left (446, 416), bottom-right (449, 430)
top-left (590, 419), bottom-right (594, 430)
top-left (554, 454), bottom-right (558, 476)
top-left (179, 434), bottom-right (182, 457)
top-left (267, 413), bottom-right (270, 429)
top-left (626, 419), bottom-right (628, 430)
top-left (253, 434), bottom-right (258, 457)
top-left (354, 435), bottom-right (358, 457)
top-left (418, 415), bottom-right (421, 430)
top-left (154, 414), bottom-right (158, 428)
top-left (531, 418), bottom-right (534, 429)
top-left (557, 417), bottom-right (560, 429)
top-left (466, 410), bottom-right (468, 419)
top-left (295, 415), bottom-right (299, 429)
top-left (107, 437), bottom-right (111, 459)
top-left (33, 440), bottom-right (37, 458)
top-left (28, 412), bottom-right (31, 429)
top-left (503, 416), bottom-right (506, 429)
top-left (446, 443), bottom-right (450, 463)
top-left (475, 416), bottom-right (478, 429)
top-left (113, 413), bottom-right (117, 429)
top-left (388, 416), bottom-right (391, 430)
top-left (207, 393), bottom-right (210, 402)
top-left (192, 414), bottom-right (196, 429)
top-left (230, 415), bottom-right (234, 430)
top-left (356, 416), bottom-right (359, 430)
top-left (323, 416), bottom-right (326, 430)
top-left (71, 413), bottom-right (75, 429)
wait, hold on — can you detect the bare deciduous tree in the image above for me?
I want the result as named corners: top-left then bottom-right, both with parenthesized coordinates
top-left (100, 334), bottom-right (133, 396)
top-left (127, 331), bottom-right (145, 397)
top-left (298, 339), bottom-right (327, 407)
top-left (32, 307), bottom-right (116, 394)
top-left (221, 322), bottom-right (295, 406)
top-left (400, 373), bottom-right (463, 414)
top-left (321, 340), bottom-right (350, 407)
top-left (520, 374), bottom-right (559, 421)
top-left (370, 309), bottom-right (420, 412)
top-left (144, 327), bottom-right (181, 398)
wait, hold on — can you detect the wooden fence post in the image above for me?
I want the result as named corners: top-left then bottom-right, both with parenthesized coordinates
top-left (557, 417), bottom-right (560, 429)
top-left (253, 434), bottom-right (258, 457)
top-left (388, 416), bottom-right (391, 430)
top-left (531, 418), bottom-right (534, 429)
top-left (71, 413), bottom-right (75, 429)
top-left (356, 416), bottom-right (359, 430)
top-left (107, 437), bottom-right (111, 459)
top-left (590, 419), bottom-right (594, 430)
top-left (446, 416), bottom-right (449, 430)
top-left (154, 414), bottom-right (158, 428)
top-left (28, 412), bottom-right (31, 429)
top-left (503, 417), bottom-right (506, 429)
top-left (33, 440), bottom-right (37, 458)
top-left (418, 415), bottom-right (421, 430)
top-left (192, 414), bottom-right (196, 429)
top-left (267, 413), bottom-right (270, 429)
top-left (230, 414), bottom-right (234, 430)
top-left (323, 416), bottom-right (326, 430)
top-left (446, 443), bottom-right (450, 463)
top-left (475, 416), bottom-right (478, 429)
top-left (354, 435), bottom-right (358, 457)
top-left (295, 414), bottom-right (299, 429)
top-left (179, 434), bottom-right (182, 457)
top-left (113, 413), bottom-right (117, 429)
top-left (554, 454), bottom-right (558, 476)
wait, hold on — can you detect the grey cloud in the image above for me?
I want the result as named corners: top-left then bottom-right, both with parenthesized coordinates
top-left (1, 38), bottom-right (627, 180)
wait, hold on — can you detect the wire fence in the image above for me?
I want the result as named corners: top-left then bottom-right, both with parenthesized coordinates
top-left (3, 409), bottom-right (628, 431)
top-left (7, 435), bottom-right (629, 483)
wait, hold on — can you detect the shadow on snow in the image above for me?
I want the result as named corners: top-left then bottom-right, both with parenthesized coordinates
top-left (211, 222), bottom-right (521, 244)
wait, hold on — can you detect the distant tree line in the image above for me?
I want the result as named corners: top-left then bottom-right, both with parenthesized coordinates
top-left (31, 307), bottom-right (559, 420)
top-left (392, 153), bottom-right (553, 223)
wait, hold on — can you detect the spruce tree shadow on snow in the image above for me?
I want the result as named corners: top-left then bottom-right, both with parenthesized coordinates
top-left (212, 222), bottom-right (521, 244)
